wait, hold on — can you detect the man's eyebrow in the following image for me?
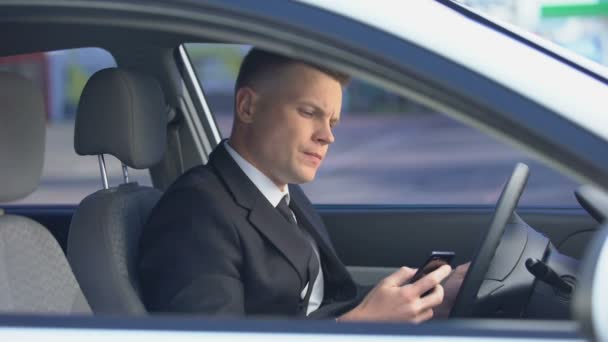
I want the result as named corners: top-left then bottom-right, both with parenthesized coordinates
top-left (298, 100), bottom-right (322, 111)
top-left (298, 100), bottom-right (339, 124)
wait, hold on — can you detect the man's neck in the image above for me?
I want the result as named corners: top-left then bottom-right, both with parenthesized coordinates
top-left (227, 138), bottom-right (287, 191)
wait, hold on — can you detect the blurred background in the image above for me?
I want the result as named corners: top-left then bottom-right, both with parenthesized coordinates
top-left (1, 0), bottom-right (606, 205)
top-left (463, 0), bottom-right (608, 65)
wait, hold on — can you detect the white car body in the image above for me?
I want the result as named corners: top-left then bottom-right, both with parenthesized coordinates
top-left (0, 0), bottom-right (606, 341)
top-left (299, 0), bottom-right (608, 141)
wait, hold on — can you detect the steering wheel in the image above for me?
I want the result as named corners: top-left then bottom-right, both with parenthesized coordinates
top-left (450, 163), bottom-right (530, 317)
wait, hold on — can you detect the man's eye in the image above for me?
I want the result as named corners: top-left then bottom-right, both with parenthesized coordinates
top-left (299, 109), bottom-right (314, 117)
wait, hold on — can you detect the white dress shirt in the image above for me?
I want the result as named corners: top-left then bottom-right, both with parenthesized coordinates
top-left (224, 142), bottom-right (324, 315)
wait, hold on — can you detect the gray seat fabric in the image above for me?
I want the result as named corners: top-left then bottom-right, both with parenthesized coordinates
top-left (0, 72), bottom-right (45, 202)
top-left (0, 216), bottom-right (90, 314)
top-left (74, 68), bottom-right (167, 168)
top-left (68, 184), bottom-right (161, 314)
top-left (68, 68), bottom-right (167, 315)
top-left (0, 71), bottom-right (91, 314)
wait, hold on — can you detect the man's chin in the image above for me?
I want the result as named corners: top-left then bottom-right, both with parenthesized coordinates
top-left (292, 171), bottom-right (317, 184)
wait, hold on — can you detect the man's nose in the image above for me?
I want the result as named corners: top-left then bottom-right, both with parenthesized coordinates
top-left (315, 122), bottom-right (335, 145)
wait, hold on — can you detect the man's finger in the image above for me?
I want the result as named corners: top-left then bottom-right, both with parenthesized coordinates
top-left (418, 284), bottom-right (444, 311)
top-left (411, 264), bottom-right (451, 295)
top-left (383, 266), bottom-right (416, 287)
top-left (413, 309), bottom-right (434, 324)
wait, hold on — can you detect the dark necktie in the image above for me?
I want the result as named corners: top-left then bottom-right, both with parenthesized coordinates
top-left (276, 195), bottom-right (297, 225)
top-left (276, 195), bottom-right (320, 304)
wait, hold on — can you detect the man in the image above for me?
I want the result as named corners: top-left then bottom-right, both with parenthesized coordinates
top-left (138, 48), bottom-right (466, 321)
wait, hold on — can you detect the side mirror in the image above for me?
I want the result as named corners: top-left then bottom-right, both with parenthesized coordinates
top-left (572, 223), bottom-right (608, 341)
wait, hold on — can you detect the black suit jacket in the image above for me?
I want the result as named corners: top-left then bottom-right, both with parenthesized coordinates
top-left (138, 143), bottom-right (362, 318)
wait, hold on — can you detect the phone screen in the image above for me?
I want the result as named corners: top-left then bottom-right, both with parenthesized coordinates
top-left (409, 251), bottom-right (455, 284)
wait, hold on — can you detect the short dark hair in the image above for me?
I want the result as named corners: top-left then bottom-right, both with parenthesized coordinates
top-left (234, 48), bottom-right (350, 93)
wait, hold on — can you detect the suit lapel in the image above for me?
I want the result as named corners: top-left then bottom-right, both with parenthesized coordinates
top-left (288, 185), bottom-right (351, 283)
top-left (289, 185), bottom-right (336, 255)
top-left (247, 199), bottom-right (311, 285)
top-left (289, 192), bottom-right (358, 301)
top-left (209, 143), bottom-right (311, 286)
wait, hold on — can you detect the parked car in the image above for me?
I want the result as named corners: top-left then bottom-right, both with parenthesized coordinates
top-left (0, 0), bottom-right (607, 340)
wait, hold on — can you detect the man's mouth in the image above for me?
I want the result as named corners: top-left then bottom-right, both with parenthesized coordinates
top-left (303, 152), bottom-right (323, 162)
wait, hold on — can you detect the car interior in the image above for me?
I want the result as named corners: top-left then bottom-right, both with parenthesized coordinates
top-left (0, 71), bottom-right (90, 314)
top-left (0, 2), bottom-right (604, 332)
top-left (66, 67), bottom-right (168, 315)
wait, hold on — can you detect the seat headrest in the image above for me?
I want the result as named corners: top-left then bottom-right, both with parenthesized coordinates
top-left (0, 72), bottom-right (45, 202)
top-left (74, 68), bottom-right (167, 169)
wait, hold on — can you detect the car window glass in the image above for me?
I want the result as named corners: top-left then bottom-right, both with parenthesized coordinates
top-left (1, 47), bottom-right (152, 205)
top-left (184, 43), bottom-right (579, 207)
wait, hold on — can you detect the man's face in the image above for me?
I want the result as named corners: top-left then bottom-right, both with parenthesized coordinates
top-left (238, 63), bottom-right (342, 188)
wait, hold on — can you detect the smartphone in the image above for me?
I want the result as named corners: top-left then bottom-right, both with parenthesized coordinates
top-left (409, 251), bottom-right (455, 285)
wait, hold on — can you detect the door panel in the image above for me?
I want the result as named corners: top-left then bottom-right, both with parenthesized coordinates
top-left (318, 206), bottom-right (597, 282)
top-left (5, 205), bottom-right (595, 279)
top-left (347, 266), bottom-right (397, 287)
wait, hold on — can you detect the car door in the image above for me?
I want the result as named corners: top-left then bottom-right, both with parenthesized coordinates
top-left (1, 0), bottom-right (603, 339)
top-left (2, 0), bottom-right (600, 292)
top-left (179, 43), bottom-right (598, 288)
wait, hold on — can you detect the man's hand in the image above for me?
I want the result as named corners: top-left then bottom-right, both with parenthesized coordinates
top-left (338, 264), bottom-right (452, 323)
top-left (435, 262), bottom-right (470, 319)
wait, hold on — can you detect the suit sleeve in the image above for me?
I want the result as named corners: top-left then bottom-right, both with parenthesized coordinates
top-left (138, 187), bottom-right (245, 316)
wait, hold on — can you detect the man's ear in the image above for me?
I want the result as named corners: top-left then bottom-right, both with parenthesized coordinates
top-left (235, 87), bottom-right (257, 124)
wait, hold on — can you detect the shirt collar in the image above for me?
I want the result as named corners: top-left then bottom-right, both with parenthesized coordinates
top-left (224, 141), bottom-right (289, 207)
